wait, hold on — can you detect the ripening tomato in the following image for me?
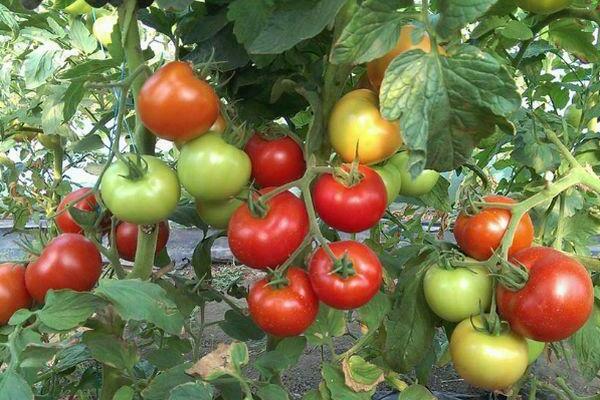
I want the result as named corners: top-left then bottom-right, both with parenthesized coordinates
top-left (178, 132), bottom-right (251, 201)
top-left (388, 152), bottom-right (439, 197)
top-left (516, 0), bottom-right (572, 14)
top-left (372, 164), bottom-right (402, 205)
top-left (100, 155), bottom-right (180, 225)
top-left (313, 165), bottom-right (387, 233)
top-left (138, 61), bottom-right (219, 142)
top-left (228, 191), bottom-right (309, 269)
top-left (0, 264), bottom-right (32, 325)
top-left (367, 25), bottom-right (444, 90)
top-left (248, 267), bottom-right (319, 337)
top-left (308, 241), bottom-right (382, 310)
top-left (453, 195), bottom-right (534, 261)
top-left (56, 188), bottom-right (100, 234)
top-left (115, 221), bottom-right (170, 262)
top-left (25, 233), bottom-right (102, 303)
top-left (423, 263), bottom-right (492, 322)
top-left (450, 316), bottom-right (528, 391)
top-left (497, 247), bottom-right (594, 342)
top-left (329, 89), bottom-right (402, 165)
top-left (244, 134), bottom-right (306, 188)
top-left (196, 190), bottom-right (247, 229)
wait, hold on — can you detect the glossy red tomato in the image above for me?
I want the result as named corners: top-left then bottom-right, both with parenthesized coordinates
top-left (138, 61), bottom-right (219, 142)
top-left (0, 264), bottom-right (32, 325)
top-left (244, 134), bottom-right (306, 187)
top-left (453, 195), bottom-right (534, 261)
top-left (25, 233), bottom-right (102, 303)
top-left (248, 267), bottom-right (319, 337)
top-left (56, 188), bottom-right (100, 234)
top-left (308, 241), bottom-right (382, 309)
top-left (228, 191), bottom-right (309, 269)
top-left (312, 165), bottom-right (387, 233)
top-left (115, 221), bottom-right (170, 262)
top-left (497, 247), bottom-right (594, 342)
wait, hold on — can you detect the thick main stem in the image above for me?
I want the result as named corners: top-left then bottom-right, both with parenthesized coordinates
top-left (128, 224), bottom-right (159, 280)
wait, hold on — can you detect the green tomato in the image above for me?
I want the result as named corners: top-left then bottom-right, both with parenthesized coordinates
top-left (526, 339), bottom-right (545, 364)
top-left (389, 152), bottom-right (439, 197)
top-left (196, 189), bottom-right (247, 229)
top-left (587, 117), bottom-right (598, 132)
top-left (93, 15), bottom-right (118, 46)
top-left (423, 263), bottom-right (492, 322)
top-left (516, 0), bottom-right (572, 14)
top-left (178, 132), bottom-right (251, 201)
top-left (64, 0), bottom-right (92, 15)
top-left (373, 164), bottom-right (401, 205)
top-left (565, 105), bottom-right (583, 127)
top-left (100, 155), bottom-right (181, 224)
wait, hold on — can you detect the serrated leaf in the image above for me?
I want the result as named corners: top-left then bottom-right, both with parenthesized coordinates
top-left (37, 290), bottom-right (103, 331)
top-left (95, 279), bottom-right (184, 335)
top-left (82, 331), bottom-right (138, 370)
top-left (498, 20), bottom-right (532, 40)
top-left (436, 0), bottom-right (497, 38)
top-left (305, 305), bottom-right (346, 346)
top-left (330, 0), bottom-right (402, 65)
top-left (380, 45), bottom-right (520, 171)
top-left (22, 44), bottom-right (65, 89)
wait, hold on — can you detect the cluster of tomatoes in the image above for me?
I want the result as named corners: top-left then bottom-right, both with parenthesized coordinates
top-left (421, 195), bottom-right (595, 391)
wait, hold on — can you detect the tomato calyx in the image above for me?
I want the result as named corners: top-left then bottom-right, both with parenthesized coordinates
top-left (246, 190), bottom-right (270, 218)
top-left (117, 153), bottom-right (149, 181)
top-left (332, 161), bottom-right (364, 188)
top-left (493, 256), bottom-right (529, 291)
top-left (265, 268), bottom-right (290, 289)
top-left (255, 124), bottom-right (289, 141)
top-left (330, 253), bottom-right (356, 279)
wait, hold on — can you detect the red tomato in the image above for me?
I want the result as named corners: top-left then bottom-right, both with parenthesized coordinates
top-left (308, 241), bottom-right (382, 309)
top-left (453, 195), bottom-right (534, 261)
top-left (25, 233), bottom-right (102, 303)
top-left (115, 221), bottom-right (170, 262)
top-left (138, 61), bottom-right (219, 142)
top-left (248, 267), bottom-right (319, 337)
top-left (244, 134), bottom-right (306, 188)
top-left (228, 191), bottom-right (309, 269)
top-left (56, 188), bottom-right (100, 234)
top-left (0, 264), bottom-right (32, 325)
top-left (312, 165), bottom-right (387, 233)
top-left (497, 247), bottom-right (594, 342)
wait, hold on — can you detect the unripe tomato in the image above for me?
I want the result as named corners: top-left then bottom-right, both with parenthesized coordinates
top-left (453, 195), bottom-right (534, 261)
top-left (0, 264), bottom-right (32, 325)
top-left (527, 339), bottom-right (545, 364)
top-left (423, 263), bottom-right (492, 322)
top-left (178, 132), bottom-right (251, 201)
top-left (516, 0), bottom-right (572, 14)
top-left (497, 247), bottom-right (594, 342)
top-left (228, 191), bottom-right (309, 269)
top-left (56, 187), bottom-right (100, 234)
top-left (244, 134), bottom-right (306, 188)
top-left (388, 152), bottom-right (439, 197)
top-left (138, 61), bottom-right (220, 142)
top-left (25, 234), bottom-right (102, 303)
top-left (64, 0), bottom-right (92, 15)
top-left (115, 221), bottom-right (170, 262)
top-left (308, 241), bottom-right (382, 310)
top-left (450, 316), bottom-right (528, 391)
top-left (329, 89), bottom-right (402, 165)
top-left (367, 25), bottom-right (443, 90)
top-left (92, 15), bottom-right (118, 46)
top-left (248, 267), bottom-right (319, 337)
top-left (373, 164), bottom-right (402, 205)
top-left (313, 165), bottom-right (387, 233)
top-left (196, 191), bottom-right (247, 229)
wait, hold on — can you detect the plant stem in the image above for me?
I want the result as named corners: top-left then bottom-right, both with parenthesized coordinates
top-left (128, 224), bottom-right (159, 279)
top-left (552, 193), bottom-right (566, 250)
top-left (51, 146), bottom-right (63, 206)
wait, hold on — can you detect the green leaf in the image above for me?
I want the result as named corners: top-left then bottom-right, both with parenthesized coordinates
top-left (22, 44), bottom-right (65, 89)
top-left (71, 134), bottom-right (105, 153)
top-left (82, 331), bottom-right (138, 370)
top-left (59, 59), bottom-right (121, 79)
top-left (69, 19), bottom-right (97, 54)
top-left (95, 279), bottom-right (184, 335)
top-left (549, 19), bottom-right (599, 63)
top-left (398, 384), bottom-right (436, 399)
top-left (357, 292), bottom-right (390, 331)
top-left (0, 371), bottom-right (34, 400)
top-left (184, 25), bottom-right (250, 71)
top-left (410, 176), bottom-right (451, 211)
top-left (255, 337), bottom-right (307, 379)
top-left (169, 205), bottom-right (208, 231)
top-left (139, 7), bottom-right (177, 38)
top-left (63, 80), bottom-right (86, 122)
top-left (321, 364), bottom-right (372, 400)
top-left (37, 290), bottom-right (103, 331)
top-left (229, 0), bottom-right (346, 54)
top-left (141, 363), bottom-right (194, 400)
top-left (54, 344), bottom-right (91, 372)
top-left (330, 0), bottom-right (401, 65)
top-left (147, 337), bottom-right (191, 369)
top-left (8, 309), bottom-right (34, 326)
top-left (169, 382), bottom-right (214, 400)
top-left (218, 310), bottom-right (265, 341)
top-left (181, 11), bottom-right (229, 44)
top-left (498, 20), bottom-right (533, 40)
top-left (342, 356), bottom-right (384, 392)
top-left (113, 386), bottom-right (135, 400)
top-left (191, 232), bottom-right (224, 281)
top-left (0, 4), bottom-right (19, 33)
top-left (561, 210), bottom-right (600, 255)
top-left (383, 252), bottom-right (437, 372)
top-left (305, 305), bottom-right (346, 346)
top-left (257, 384), bottom-right (289, 400)
top-left (512, 122), bottom-right (561, 173)
top-left (230, 342), bottom-right (249, 368)
top-left (156, 0), bottom-right (193, 12)
top-left (19, 343), bottom-right (59, 370)
top-left (41, 85), bottom-right (67, 135)
top-left (436, 0), bottom-right (497, 38)
top-left (380, 45), bottom-right (520, 171)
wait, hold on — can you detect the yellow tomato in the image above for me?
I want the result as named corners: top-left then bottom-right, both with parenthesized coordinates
top-left (93, 15), bottom-right (118, 46)
top-left (329, 89), bottom-right (402, 165)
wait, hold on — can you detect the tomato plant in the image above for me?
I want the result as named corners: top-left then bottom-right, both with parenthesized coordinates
top-left (0, 264), bottom-right (31, 325)
top-left (388, 152), bottom-right (439, 197)
top-left (516, 0), bottom-right (572, 14)
top-left (248, 267), bottom-right (319, 337)
top-left (115, 221), bottom-right (170, 262)
top-left (56, 187), bottom-right (101, 234)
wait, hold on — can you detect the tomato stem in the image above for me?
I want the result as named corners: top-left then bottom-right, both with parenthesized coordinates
top-left (128, 223), bottom-right (159, 280)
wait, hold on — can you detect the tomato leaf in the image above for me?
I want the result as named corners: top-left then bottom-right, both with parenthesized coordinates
top-left (257, 383), bottom-right (289, 400)
top-left (305, 305), bottom-right (346, 346)
top-left (548, 19), bottom-right (599, 63)
top-left (141, 363), bottom-right (194, 400)
top-left (498, 20), bottom-right (533, 41)
top-left (341, 356), bottom-right (384, 392)
top-left (321, 363), bottom-right (372, 399)
top-left (398, 384), bottom-right (436, 399)
top-left (255, 337), bottom-right (307, 379)
top-left (168, 382), bottom-right (214, 400)
top-left (380, 45), bottom-right (520, 172)
top-left (37, 290), bottom-right (104, 331)
top-left (399, 176), bottom-right (451, 212)
top-left (571, 305), bottom-right (600, 381)
top-left (218, 310), bottom-right (265, 341)
top-left (357, 291), bottom-right (390, 331)
top-left (94, 279), bottom-right (184, 335)
top-left (436, 0), bottom-right (497, 39)
top-left (113, 386), bottom-right (135, 400)
top-left (184, 25), bottom-right (250, 71)
top-left (82, 331), bottom-right (139, 370)
top-left (0, 370), bottom-right (34, 400)
top-left (62, 80), bottom-right (86, 122)
top-left (191, 232), bottom-right (225, 282)
top-left (22, 43), bottom-right (65, 89)
top-left (68, 19), bottom-right (97, 54)
top-left (330, 0), bottom-right (402, 65)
